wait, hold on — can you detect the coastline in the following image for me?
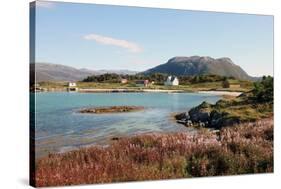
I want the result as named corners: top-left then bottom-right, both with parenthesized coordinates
top-left (78, 88), bottom-right (186, 93)
top-left (197, 90), bottom-right (242, 97)
top-left (35, 117), bottom-right (273, 187)
top-left (33, 87), bottom-right (244, 96)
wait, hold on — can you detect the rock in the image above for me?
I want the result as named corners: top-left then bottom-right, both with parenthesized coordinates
top-left (209, 110), bottom-right (223, 127)
top-left (177, 120), bottom-right (187, 125)
top-left (221, 117), bottom-right (240, 127)
top-left (187, 120), bottom-right (193, 127)
top-left (188, 101), bottom-right (212, 122)
top-left (175, 112), bottom-right (187, 120)
top-left (174, 101), bottom-right (241, 129)
top-left (111, 137), bottom-right (120, 141)
top-left (199, 121), bottom-right (205, 127)
top-left (189, 110), bottom-right (210, 122)
top-left (79, 106), bottom-right (144, 114)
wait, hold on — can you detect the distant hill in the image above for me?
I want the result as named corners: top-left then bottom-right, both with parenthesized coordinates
top-left (31, 57), bottom-right (259, 82)
top-left (143, 56), bottom-right (257, 81)
top-left (95, 69), bottom-right (138, 75)
top-left (30, 63), bottom-right (97, 82)
top-left (31, 63), bottom-right (138, 82)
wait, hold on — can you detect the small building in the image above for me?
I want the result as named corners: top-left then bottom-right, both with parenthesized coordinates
top-left (68, 82), bottom-right (77, 87)
top-left (164, 76), bottom-right (179, 86)
top-left (67, 82), bottom-right (78, 92)
top-left (31, 83), bottom-right (43, 92)
top-left (136, 80), bottom-right (149, 87)
top-left (120, 79), bottom-right (128, 84)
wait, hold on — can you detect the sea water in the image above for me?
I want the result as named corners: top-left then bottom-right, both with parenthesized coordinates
top-left (33, 92), bottom-right (220, 157)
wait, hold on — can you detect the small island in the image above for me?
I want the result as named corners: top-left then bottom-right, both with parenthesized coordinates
top-left (79, 106), bottom-right (145, 114)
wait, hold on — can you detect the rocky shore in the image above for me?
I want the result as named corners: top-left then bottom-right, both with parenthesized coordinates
top-left (79, 106), bottom-right (145, 114)
top-left (175, 101), bottom-right (241, 129)
top-left (175, 97), bottom-right (272, 129)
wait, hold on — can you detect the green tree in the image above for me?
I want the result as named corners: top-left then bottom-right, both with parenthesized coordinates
top-left (222, 77), bottom-right (230, 88)
top-left (253, 76), bottom-right (273, 103)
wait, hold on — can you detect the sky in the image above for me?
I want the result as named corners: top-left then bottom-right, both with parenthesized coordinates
top-left (33, 1), bottom-right (274, 76)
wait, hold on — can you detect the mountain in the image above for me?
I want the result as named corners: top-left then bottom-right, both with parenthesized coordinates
top-left (31, 57), bottom-right (257, 82)
top-left (143, 56), bottom-right (255, 81)
top-left (96, 69), bottom-right (138, 75)
top-left (30, 63), bottom-right (99, 82)
top-left (31, 63), bottom-right (138, 82)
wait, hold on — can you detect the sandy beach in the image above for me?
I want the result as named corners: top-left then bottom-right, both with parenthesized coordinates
top-left (78, 88), bottom-right (185, 93)
top-left (197, 90), bottom-right (242, 96)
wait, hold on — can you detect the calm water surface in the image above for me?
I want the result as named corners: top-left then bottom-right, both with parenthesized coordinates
top-left (34, 92), bottom-right (220, 157)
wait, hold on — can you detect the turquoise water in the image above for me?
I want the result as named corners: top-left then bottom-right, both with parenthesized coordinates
top-left (34, 92), bottom-right (220, 157)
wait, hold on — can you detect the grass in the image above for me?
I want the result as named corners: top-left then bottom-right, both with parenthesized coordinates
top-left (214, 95), bottom-right (273, 122)
top-left (184, 90), bottom-right (273, 129)
top-left (37, 80), bottom-right (253, 92)
top-left (35, 118), bottom-right (273, 187)
top-left (37, 81), bottom-right (67, 89)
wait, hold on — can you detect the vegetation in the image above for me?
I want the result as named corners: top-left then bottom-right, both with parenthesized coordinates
top-left (36, 81), bottom-right (67, 89)
top-left (252, 76), bottom-right (273, 103)
top-left (35, 118), bottom-right (273, 187)
top-left (34, 73), bottom-right (254, 92)
top-left (34, 76), bottom-right (273, 187)
top-left (79, 106), bottom-right (145, 114)
top-left (175, 76), bottom-right (273, 129)
top-left (222, 77), bottom-right (230, 88)
top-left (83, 73), bottom-right (239, 85)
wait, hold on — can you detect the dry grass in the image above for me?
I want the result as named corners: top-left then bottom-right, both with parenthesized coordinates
top-left (35, 118), bottom-right (273, 187)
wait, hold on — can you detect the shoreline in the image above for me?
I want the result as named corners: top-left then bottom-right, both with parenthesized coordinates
top-left (197, 90), bottom-right (242, 96)
top-left (78, 88), bottom-right (186, 93)
top-left (35, 117), bottom-right (273, 187)
top-left (33, 88), bottom-right (244, 96)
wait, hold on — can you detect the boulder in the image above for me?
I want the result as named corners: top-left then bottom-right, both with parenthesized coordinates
top-left (186, 120), bottom-right (193, 127)
top-left (175, 112), bottom-right (187, 120)
top-left (188, 101), bottom-right (212, 122)
top-left (221, 117), bottom-right (240, 127)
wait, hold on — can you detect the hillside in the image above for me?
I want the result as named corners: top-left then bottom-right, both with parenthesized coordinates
top-left (143, 56), bottom-right (255, 81)
top-left (31, 57), bottom-right (258, 82)
top-left (30, 63), bottom-right (98, 82)
top-left (30, 63), bottom-right (137, 82)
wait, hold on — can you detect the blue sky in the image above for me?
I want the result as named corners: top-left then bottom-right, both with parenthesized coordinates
top-left (34, 1), bottom-right (273, 76)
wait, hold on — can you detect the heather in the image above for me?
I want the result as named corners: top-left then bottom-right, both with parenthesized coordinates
top-left (35, 118), bottom-right (273, 187)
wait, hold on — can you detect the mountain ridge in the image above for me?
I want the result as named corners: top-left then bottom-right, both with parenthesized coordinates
top-left (31, 56), bottom-right (259, 82)
top-left (143, 56), bottom-right (256, 81)
top-left (31, 63), bottom-right (138, 82)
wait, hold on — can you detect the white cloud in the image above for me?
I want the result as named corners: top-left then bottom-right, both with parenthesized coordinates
top-left (83, 34), bottom-right (142, 53)
top-left (36, 1), bottom-right (55, 8)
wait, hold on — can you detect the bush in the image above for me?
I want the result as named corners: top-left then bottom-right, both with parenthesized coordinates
top-left (252, 76), bottom-right (273, 103)
top-left (222, 78), bottom-right (230, 88)
top-left (35, 118), bottom-right (273, 187)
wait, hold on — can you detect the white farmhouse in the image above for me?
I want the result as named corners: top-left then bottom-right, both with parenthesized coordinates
top-left (68, 82), bottom-right (77, 87)
top-left (164, 76), bottom-right (179, 86)
top-left (67, 82), bottom-right (78, 92)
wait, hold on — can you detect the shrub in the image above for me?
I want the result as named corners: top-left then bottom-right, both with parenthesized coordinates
top-left (35, 118), bottom-right (273, 187)
top-left (222, 79), bottom-right (230, 88)
top-left (252, 76), bottom-right (273, 103)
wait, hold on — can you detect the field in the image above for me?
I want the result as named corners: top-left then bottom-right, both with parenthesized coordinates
top-left (37, 79), bottom-right (253, 92)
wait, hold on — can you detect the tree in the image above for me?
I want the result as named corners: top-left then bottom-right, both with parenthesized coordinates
top-left (253, 76), bottom-right (273, 103)
top-left (222, 77), bottom-right (230, 88)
